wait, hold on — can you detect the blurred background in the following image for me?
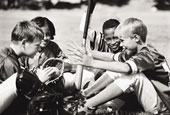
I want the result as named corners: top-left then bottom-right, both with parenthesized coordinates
top-left (0, 0), bottom-right (170, 65)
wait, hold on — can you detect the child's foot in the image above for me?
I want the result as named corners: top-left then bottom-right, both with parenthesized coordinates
top-left (81, 90), bottom-right (96, 99)
top-left (76, 105), bottom-right (95, 115)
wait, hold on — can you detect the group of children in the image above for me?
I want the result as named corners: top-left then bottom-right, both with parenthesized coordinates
top-left (69, 16), bottom-right (170, 114)
top-left (0, 12), bottom-right (169, 115)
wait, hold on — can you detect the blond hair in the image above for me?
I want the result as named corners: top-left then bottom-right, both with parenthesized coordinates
top-left (115, 17), bottom-right (147, 42)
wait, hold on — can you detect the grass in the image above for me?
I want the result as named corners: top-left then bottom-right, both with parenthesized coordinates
top-left (0, 1), bottom-right (170, 66)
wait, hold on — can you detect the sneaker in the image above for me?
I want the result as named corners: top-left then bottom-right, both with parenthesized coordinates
top-left (76, 106), bottom-right (95, 115)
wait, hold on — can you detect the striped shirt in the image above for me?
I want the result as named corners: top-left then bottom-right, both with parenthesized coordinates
top-left (88, 28), bottom-right (122, 53)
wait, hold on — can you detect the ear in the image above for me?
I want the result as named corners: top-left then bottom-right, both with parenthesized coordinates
top-left (133, 34), bottom-right (140, 43)
top-left (20, 39), bottom-right (26, 48)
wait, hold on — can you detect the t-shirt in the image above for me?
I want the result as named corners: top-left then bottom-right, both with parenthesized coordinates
top-left (114, 44), bottom-right (170, 85)
top-left (0, 47), bottom-right (20, 83)
top-left (88, 29), bottom-right (122, 54)
top-left (0, 47), bottom-right (28, 115)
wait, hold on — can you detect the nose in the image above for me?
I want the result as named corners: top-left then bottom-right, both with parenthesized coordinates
top-left (43, 36), bottom-right (49, 40)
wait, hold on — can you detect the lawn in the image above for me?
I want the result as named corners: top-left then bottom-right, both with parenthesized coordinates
top-left (0, 0), bottom-right (170, 66)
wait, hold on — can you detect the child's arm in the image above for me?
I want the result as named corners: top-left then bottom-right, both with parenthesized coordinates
top-left (69, 50), bottom-right (130, 74)
top-left (91, 50), bottom-right (114, 61)
top-left (84, 54), bottom-right (131, 74)
top-left (68, 43), bottom-right (131, 74)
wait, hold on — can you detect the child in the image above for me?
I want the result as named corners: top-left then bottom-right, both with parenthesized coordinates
top-left (19, 16), bottom-right (67, 70)
top-left (0, 20), bottom-right (59, 115)
top-left (68, 17), bottom-right (169, 114)
top-left (79, 12), bottom-right (122, 55)
top-left (79, 15), bottom-right (139, 110)
top-left (79, 16), bottom-right (123, 90)
top-left (87, 19), bottom-right (121, 54)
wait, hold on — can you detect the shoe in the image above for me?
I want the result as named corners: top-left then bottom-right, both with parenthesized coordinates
top-left (76, 106), bottom-right (95, 115)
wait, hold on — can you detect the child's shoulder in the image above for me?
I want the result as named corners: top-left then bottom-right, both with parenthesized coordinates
top-left (0, 47), bottom-right (12, 58)
top-left (47, 41), bottom-right (60, 48)
top-left (0, 47), bottom-right (19, 66)
top-left (45, 41), bottom-right (62, 55)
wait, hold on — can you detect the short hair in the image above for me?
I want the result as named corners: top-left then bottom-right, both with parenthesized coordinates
top-left (31, 16), bottom-right (55, 40)
top-left (11, 21), bottom-right (44, 43)
top-left (102, 19), bottom-right (120, 33)
top-left (115, 17), bottom-right (147, 42)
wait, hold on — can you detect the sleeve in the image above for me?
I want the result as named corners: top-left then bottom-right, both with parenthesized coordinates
top-left (3, 57), bottom-right (19, 80)
top-left (113, 50), bottom-right (132, 62)
top-left (88, 29), bottom-right (105, 51)
top-left (126, 51), bottom-right (155, 74)
top-left (51, 42), bottom-right (64, 58)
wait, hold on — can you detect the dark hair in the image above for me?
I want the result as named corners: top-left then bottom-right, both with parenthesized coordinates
top-left (31, 16), bottom-right (55, 40)
top-left (102, 19), bottom-right (120, 33)
top-left (11, 21), bottom-right (44, 43)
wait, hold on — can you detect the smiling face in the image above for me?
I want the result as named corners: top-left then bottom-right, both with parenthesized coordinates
top-left (103, 27), bottom-right (121, 53)
top-left (40, 23), bottom-right (52, 48)
top-left (119, 35), bottom-right (138, 53)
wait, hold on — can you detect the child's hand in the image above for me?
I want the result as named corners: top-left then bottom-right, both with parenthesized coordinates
top-left (83, 50), bottom-right (93, 67)
top-left (66, 42), bottom-right (85, 65)
top-left (66, 41), bottom-right (93, 66)
top-left (36, 67), bottom-right (60, 83)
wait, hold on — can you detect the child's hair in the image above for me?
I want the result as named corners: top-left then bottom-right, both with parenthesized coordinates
top-left (116, 17), bottom-right (147, 42)
top-left (102, 19), bottom-right (120, 33)
top-left (31, 16), bottom-right (56, 40)
top-left (11, 21), bottom-right (44, 43)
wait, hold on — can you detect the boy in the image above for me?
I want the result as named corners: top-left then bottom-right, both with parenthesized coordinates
top-left (79, 16), bottom-right (123, 89)
top-left (79, 15), bottom-right (139, 111)
top-left (19, 16), bottom-right (92, 95)
top-left (86, 19), bottom-right (121, 54)
top-left (68, 17), bottom-right (169, 114)
top-left (0, 20), bottom-right (58, 115)
top-left (19, 16), bottom-right (66, 70)
top-left (79, 13), bottom-right (122, 56)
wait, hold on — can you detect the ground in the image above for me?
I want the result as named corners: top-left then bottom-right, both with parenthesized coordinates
top-left (0, 0), bottom-right (170, 65)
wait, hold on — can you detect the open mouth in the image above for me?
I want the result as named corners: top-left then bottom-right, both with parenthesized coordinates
top-left (109, 42), bottom-right (120, 50)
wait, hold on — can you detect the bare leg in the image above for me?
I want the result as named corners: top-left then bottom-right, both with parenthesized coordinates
top-left (85, 82), bottom-right (123, 108)
top-left (83, 72), bottom-right (115, 97)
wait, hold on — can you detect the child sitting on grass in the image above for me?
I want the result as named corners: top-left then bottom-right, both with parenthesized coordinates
top-left (68, 17), bottom-right (169, 115)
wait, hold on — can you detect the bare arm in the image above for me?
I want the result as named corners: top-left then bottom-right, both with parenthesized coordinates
top-left (91, 50), bottom-right (114, 61)
top-left (67, 44), bottom-right (131, 74)
top-left (83, 54), bottom-right (131, 74)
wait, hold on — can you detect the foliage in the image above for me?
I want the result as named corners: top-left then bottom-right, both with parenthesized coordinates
top-left (154, 0), bottom-right (170, 10)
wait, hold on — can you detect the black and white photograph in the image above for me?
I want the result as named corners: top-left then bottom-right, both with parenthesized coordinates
top-left (0, 0), bottom-right (170, 115)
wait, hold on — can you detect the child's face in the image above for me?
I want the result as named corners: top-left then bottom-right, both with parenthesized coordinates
top-left (119, 35), bottom-right (137, 51)
top-left (103, 27), bottom-right (121, 52)
top-left (40, 24), bottom-right (52, 48)
top-left (24, 39), bottom-right (41, 58)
